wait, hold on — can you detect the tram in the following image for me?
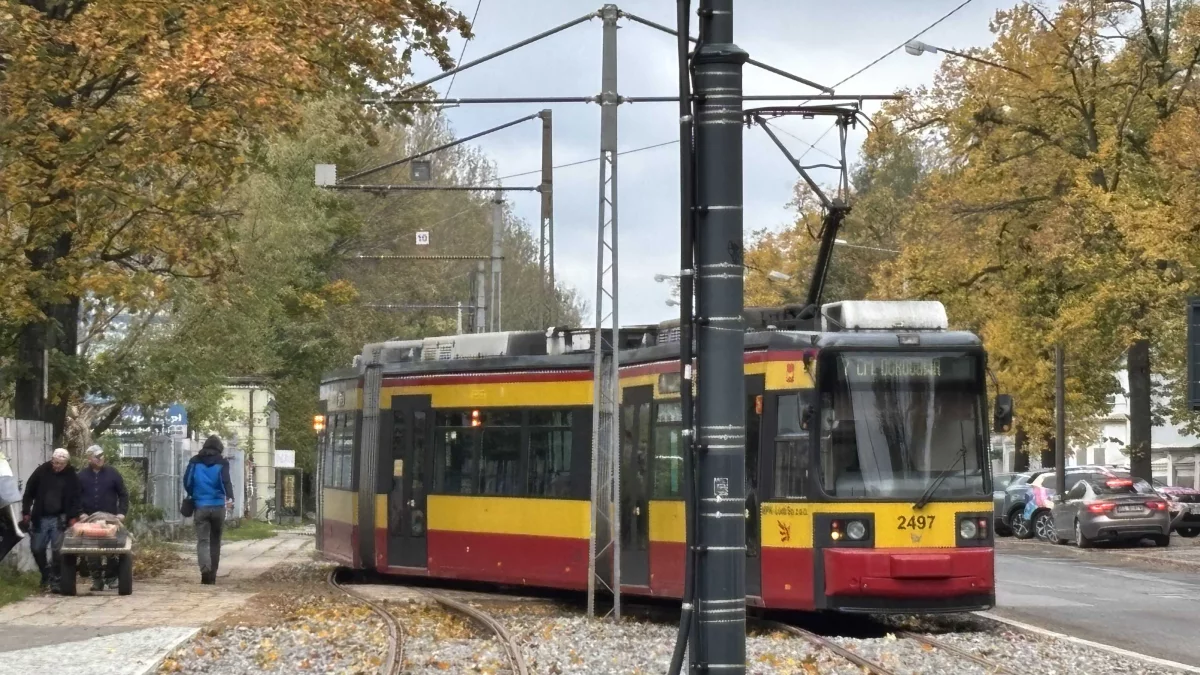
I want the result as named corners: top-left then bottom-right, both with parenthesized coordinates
top-left (315, 299), bottom-right (1008, 613)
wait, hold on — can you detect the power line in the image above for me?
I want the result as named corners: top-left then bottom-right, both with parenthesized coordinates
top-left (788, 0), bottom-right (976, 163)
top-left (479, 3), bottom-right (975, 187)
top-left (494, 140), bottom-right (679, 182)
top-left (764, 121), bottom-right (841, 163)
top-left (831, 0), bottom-right (976, 89)
top-left (443, 0), bottom-right (486, 100)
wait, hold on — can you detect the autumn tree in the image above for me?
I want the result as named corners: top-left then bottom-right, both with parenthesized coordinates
top-left (71, 98), bottom-right (582, 469)
top-left (0, 0), bottom-right (470, 443)
top-left (874, 0), bottom-right (1200, 469)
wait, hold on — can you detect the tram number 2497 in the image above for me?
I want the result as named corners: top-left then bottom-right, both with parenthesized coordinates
top-left (897, 515), bottom-right (936, 530)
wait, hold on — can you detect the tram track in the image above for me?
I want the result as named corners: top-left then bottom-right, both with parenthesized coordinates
top-left (326, 569), bottom-right (405, 675)
top-left (761, 617), bottom-right (1017, 675)
top-left (897, 630), bottom-right (1018, 675)
top-left (420, 589), bottom-right (531, 675)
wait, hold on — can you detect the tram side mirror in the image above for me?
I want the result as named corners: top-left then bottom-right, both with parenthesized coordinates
top-left (993, 394), bottom-right (1014, 434)
top-left (800, 404), bottom-right (813, 431)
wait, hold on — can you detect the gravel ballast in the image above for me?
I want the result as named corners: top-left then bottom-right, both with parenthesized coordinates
top-left (158, 591), bottom-right (1191, 675)
top-left (160, 598), bottom-right (388, 673)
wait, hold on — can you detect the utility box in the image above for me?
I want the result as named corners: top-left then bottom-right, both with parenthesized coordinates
top-left (1189, 297), bottom-right (1200, 411)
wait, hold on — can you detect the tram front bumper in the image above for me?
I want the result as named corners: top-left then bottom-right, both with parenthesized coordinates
top-left (821, 547), bottom-right (994, 613)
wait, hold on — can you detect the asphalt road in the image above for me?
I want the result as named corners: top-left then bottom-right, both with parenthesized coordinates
top-left (994, 542), bottom-right (1200, 667)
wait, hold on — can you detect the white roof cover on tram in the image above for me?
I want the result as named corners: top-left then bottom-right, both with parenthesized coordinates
top-left (821, 300), bottom-right (948, 332)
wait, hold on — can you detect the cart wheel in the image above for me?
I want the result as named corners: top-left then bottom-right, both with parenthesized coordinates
top-left (60, 554), bottom-right (77, 596)
top-left (118, 554), bottom-right (133, 596)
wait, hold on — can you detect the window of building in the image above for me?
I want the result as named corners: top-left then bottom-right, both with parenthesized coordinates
top-left (434, 411), bottom-right (476, 494)
top-left (653, 401), bottom-right (684, 498)
top-left (479, 411), bottom-right (522, 495)
top-left (528, 410), bottom-right (573, 497)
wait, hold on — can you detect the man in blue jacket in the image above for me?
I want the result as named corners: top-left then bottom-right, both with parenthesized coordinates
top-left (183, 435), bottom-right (234, 585)
top-left (79, 445), bottom-right (129, 591)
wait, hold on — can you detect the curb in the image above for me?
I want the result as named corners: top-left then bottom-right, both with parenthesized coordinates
top-left (976, 612), bottom-right (1200, 674)
top-left (133, 627), bottom-right (200, 675)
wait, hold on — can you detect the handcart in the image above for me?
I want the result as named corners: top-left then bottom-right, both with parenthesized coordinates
top-left (59, 512), bottom-right (133, 596)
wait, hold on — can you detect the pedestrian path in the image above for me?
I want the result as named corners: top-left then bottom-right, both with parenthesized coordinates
top-left (0, 530), bottom-right (313, 675)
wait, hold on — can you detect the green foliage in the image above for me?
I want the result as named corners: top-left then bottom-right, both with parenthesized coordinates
top-left (222, 519), bottom-right (280, 542)
top-left (747, 0), bottom-right (1200, 450)
top-left (0, 566), bottom-right (40, 608)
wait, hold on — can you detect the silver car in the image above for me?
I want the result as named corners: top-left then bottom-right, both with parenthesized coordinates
top-left (1047, 476), bottom-right (1171, 548)
top-left (992, 472), bottom-right (1023, 535)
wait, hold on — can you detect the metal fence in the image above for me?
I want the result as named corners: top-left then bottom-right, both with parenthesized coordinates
top-left (0, 418), bottom-right (53, 572)
top-left (143, 435), bottom-right (190, 523)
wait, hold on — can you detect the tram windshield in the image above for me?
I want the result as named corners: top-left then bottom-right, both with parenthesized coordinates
top-left (819, 351), bottom-right (987, 499)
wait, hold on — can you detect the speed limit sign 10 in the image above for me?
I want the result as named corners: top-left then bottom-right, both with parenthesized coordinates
top-left (415, 231), bottom-right (430, 246)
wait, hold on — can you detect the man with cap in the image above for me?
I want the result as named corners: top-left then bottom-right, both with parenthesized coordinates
top-left (79, 445), bottom-right (129, 591)
top-left (183, 435), bottom-right (234, 585)
top-left (21, 448), bottom-right (82, 591)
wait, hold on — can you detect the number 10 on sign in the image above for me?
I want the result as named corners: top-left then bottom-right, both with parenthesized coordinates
top-left (415, 231), bottom-right (430, 246)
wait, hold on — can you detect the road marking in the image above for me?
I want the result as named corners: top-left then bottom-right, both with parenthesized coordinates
top-left (995, 591), bottom-right (1092, 608)
top-left (977, 612), bottom-right (1200, 674)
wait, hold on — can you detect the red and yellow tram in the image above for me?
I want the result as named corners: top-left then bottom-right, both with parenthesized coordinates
top-left (316, 300), bottom-right (1001, 613)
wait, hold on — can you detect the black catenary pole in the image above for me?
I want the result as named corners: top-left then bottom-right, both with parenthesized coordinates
top-left (692, 0), bottom-right (747, 671)
top-left (668, 0), bottom-right (696, 671)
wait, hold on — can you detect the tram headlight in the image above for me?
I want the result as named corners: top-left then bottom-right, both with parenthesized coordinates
top-left (846, 520), bottom-right (867, 541)
top-left (958, 518), bottom-right (979, 540)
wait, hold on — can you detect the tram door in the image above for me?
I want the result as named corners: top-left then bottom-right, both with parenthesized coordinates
top-left (745, 374), bottom-right (765, 597)
top-left (387, 395), bottom-right (433, 568)
top-left (620, 386), bottom-right (653, 587)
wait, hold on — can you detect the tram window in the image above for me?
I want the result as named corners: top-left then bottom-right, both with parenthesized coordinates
top-left (528, 410), bottom-right (573, 497)
top-left (653, 401), bottom-right (684, 498)
top-left (479, 411), bottom-right (522, 495)
top-left (777, 394), bottom-right (805, 436)
top-left (774, 437), bottom-right (808, 498)
top-left (434, 411), bottom-right (477, 495)
top-left (338, 415), bottom-right (355, 489)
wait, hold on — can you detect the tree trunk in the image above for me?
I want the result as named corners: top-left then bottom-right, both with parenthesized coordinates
top-left (11, 232), bottom-right (79, 448)
top-left (1013, 428), bottom-right (1029, 472)
top-left (1041, 434), bottom-right (1055, 470)
top-left (12, 297), bottom-right (81, 448)
top-left (1128, 339), bottom-right (1153, 482)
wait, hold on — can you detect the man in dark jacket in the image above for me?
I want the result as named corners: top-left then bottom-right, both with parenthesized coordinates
top-left (183, 435), bottom-right (233, 585)
top-left (80, 445), bottom-right (129, 591)
top-left (21, 448), bottom-right (82, 591)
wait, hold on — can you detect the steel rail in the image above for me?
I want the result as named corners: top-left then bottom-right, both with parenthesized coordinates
top-left (899, 631), bottom-right (1019, 675)
top-left (762, 621), bottom-right (898, 675)
top-left (423, 590), bottom-right (530, 675)
top-left (326, 570), bottom-right (404, 675)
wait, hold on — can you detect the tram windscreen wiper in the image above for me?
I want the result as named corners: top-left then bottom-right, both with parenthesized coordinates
top-left (913, 445), bottom-right (966, 510)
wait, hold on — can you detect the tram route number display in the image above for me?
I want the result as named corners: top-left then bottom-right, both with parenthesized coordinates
top-left (896, 514), bottom-right (935, 530)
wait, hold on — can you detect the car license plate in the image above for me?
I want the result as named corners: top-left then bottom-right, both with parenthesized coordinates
top-left (1118, 505), bottom-right (1142, 512)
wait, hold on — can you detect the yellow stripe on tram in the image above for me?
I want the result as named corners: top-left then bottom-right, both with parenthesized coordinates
top-left (427, 495), bottom-right (591, 539)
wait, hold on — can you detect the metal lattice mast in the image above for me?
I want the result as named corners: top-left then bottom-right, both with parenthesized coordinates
top-left (588, 3), bottom-right (621, 621)
top-left (539, 110), bottom-right (555, 326)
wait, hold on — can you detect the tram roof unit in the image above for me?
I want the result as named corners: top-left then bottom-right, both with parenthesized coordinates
top-left (321, 300), bottom-right (979, 384)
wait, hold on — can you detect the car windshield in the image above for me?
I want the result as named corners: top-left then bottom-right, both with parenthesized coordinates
top-left (819, 351), bottom-right (987, 499)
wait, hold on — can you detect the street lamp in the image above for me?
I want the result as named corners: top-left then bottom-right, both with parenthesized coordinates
top-left (905, 40), bottom-right (1032, 80)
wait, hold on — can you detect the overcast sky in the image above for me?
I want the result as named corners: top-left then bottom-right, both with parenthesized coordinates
top-left (405, 0), bottom-right (1023, 327)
